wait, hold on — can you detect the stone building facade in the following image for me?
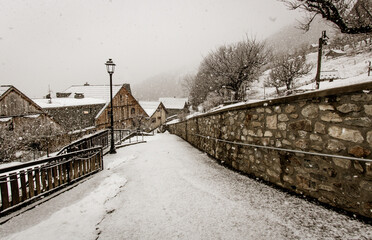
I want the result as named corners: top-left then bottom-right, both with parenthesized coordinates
top-left (168, 81), bottom-right (372, 218)
top-left (0, 85), bottom-right (66, 162)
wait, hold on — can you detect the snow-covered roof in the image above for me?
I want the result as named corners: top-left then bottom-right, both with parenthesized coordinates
top-left (33, 97), bottom-right (106, 108)
top-left (139, 101), bottom-right (161, 117)
top-left (159, 97), bottom-right (188, 110)
top-left (0, 85), bottom-right (11, 98)
top-left (62, 84), bottom-right (130, 102)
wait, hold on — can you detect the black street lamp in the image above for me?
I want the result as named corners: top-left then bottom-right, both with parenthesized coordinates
top-left (105, 58), bottom-right (116, 154)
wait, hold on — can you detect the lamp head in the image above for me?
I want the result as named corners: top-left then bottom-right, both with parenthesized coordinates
top-left (105, 58), bottom-right (116, 74)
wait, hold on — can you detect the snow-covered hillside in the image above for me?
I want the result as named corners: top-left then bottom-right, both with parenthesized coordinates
top-left (254, 50), bottom-right (372, 99)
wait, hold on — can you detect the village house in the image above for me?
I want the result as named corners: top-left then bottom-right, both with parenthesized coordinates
top-left (38, 83), bottom-right (148, 132)
top-left (34, 96), bottom-right (106, 132)
top-left (158, 97), bottom-right (189, 118)
top-left (0, 85), bottom-right (65, 161)
top-left (139, 101), bottom-right (167, 131)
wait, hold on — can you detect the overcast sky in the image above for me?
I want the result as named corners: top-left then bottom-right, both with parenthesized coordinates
top-left (0, 0), bottom-right (303, 98)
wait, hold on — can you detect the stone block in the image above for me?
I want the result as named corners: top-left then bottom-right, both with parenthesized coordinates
top-left (265, 108), bottom-right (272, 114)
top-left (278, 122), bottom-right (286, 130)
top-left (326, 140), bottom-right (346, 152)
top-left (365, 105), bottom-right (372, 116)
top-left (266, 115), bottom-right (277, 130)
top-left (360, 181), bottom-right (372, 192)
top-left (285, 105), bottom-right (296, 113)
top-left (256, 129), bottom-right (263, 137)
top-left (351, 93), bottom-right (372, 102)
top-left (344, 117), bottom-right (372, 127)
top-left (366, 163), bottom-right (372, 176)
top-left (289, 119), bottom-right (312, 132)
top-left (301, 104), bottom-right (319, 118)
top-left (267, 169), bottom-right (280, 180)
top-left (336, 103), bottom-right (360, 113)
top-left (264, 131), bottom-right (273, 137)
top-left (333, 158), bottom-right (351, 169)
top-left (319, 104), bottom-right (335, 111)
top-left (318, 184), bottom-right (334, 192)
top-left (328, 126), bottom-right (364, 143)
top-left (283, 175), bottom-right (294, 185)
top-left (276, 140), bottom-right (282, 147)
top-left (367, 131), bottom-right (372, 146)
top-left (294, 139), bottom-right (308, 150)
top-left (310, 134), bottom-right (322, 142)
top-left (314, 122), bottom-right (326, 134)
top-left (298, 130), bottom-right (308, 138)
top-left (348, 145), bottom-right (371, 158)
top-left (321, 112), bottom-right (342, 123)
top-left (278, 114), bottom-right (289, 122)
top-left (354, 162), bottom-right (364, 173)
top-left (251, 121), bottom-right (262, 128)
top-left (290, 114), bottom-right (299, 119)
top-left (283, 139), bottom-right (291, 146)
top-left (257, 108), bottom-right (265, 113)
top-left (274, 106), bottom-right (282, 113)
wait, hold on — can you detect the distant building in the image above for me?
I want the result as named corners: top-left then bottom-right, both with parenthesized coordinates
top-left (320, 69), bottom-right (340, 82)
top-left (36, 83), bottom-right (148, 131)
top-left (159, 97), bottom-right (189, 118)
top-left (139, 101), bottom-right (167, 131)
top-left (0, 85), bottom-right (64, 161)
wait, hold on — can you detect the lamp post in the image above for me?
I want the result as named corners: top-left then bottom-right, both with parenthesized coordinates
top-left (105, 58), bottom-right (116, 154)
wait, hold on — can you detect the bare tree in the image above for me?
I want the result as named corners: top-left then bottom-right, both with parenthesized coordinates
top-left (268, 50), bottom-right (313, 93)
top-left (180, 73), bottom-right (196, 97)
top-left (201, 37), bottom-right (268, 101)
top-left (280, 0), bottom-right (372, 34)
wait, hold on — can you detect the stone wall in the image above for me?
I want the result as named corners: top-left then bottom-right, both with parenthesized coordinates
top-left (168, 82), bottom-right (372, 218)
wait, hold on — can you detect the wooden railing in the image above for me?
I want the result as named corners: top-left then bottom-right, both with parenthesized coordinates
top-left (57, 130), bottom-right (109, 155)
top-left (0, 147), bottom-right (103, 216)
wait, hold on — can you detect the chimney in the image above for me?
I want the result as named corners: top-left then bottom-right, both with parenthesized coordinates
top-left (74, 93), bottom-right (84, 99)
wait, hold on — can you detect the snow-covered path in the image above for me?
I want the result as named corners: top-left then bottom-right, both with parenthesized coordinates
top-left (1, 133), bottom-right (371, 239)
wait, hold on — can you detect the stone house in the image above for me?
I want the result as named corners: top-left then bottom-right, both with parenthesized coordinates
top-left (159, 97), bottom-right (188, 118)
top-left (44, 83), bottom-right (148, 131)
top-left (34, 97), bottom-right (106, 132)
top-left (139, 101), bottom-right (167, 131)
top-left (0, 85), bottom-right (65, 161)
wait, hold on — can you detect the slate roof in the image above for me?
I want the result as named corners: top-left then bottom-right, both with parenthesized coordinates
top-left (62, 84), bottom-right (131, 102)
top-left (159, 97), bottom-right (188, 110)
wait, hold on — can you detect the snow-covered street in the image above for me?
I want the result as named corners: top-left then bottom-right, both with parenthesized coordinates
top-left (1, 133), bottom-right (371, 240)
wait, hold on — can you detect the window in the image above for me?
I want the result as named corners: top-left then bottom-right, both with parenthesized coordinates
top-left (151, 118), bottom-right (156, 123)
top-left (131, 108), bottom-right (135, 115)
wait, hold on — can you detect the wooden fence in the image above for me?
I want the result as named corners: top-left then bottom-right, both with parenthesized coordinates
top-left (0, 147), bottom-right (103, 216)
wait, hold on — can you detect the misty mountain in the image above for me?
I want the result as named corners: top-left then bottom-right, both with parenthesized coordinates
top-left (132, 18), bottom-right (342, 101)
top-left (266, 17), bottom-right (340, 53)
top-left (132, 69), bottom-right (195, 101)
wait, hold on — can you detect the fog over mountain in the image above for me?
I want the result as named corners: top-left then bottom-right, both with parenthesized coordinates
top-left (266, 17), bottom-right (340, 53)
top-left (132, 67), bottom-right (196, 101)
top-left (132, 17), bottom-right (341, 101)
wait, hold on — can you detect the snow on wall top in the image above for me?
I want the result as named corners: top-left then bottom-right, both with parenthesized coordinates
top-left (159, 97), bottom-right (188, 110)
top-left (63, 84), bottom-right (129, 102)
top-left (139, 101), bottom-right (161, 117)
top-left (33, 97), bottom-right (106, 108)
